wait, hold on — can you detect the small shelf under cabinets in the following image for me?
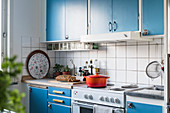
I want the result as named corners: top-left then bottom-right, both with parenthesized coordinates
top-left (45, 42), bottom-right (99, 51)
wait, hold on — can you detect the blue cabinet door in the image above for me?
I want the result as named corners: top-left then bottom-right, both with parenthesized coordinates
top-left (46, 0), bottom-right (66, 41)
top-left (142, 0), bottom-right (164, 35)
top-left (48, 103), bottom-right (71, 113)
top-left (112, 0), bottom-right (139, 32)
top-left (66, 0), bottom-right (87, 40)
top-left (90, 0), bottom-right (112, 34)
top-left (127, 101), bottom-right (162, 113)
top-left (29, 87), bottom-right (48, 113)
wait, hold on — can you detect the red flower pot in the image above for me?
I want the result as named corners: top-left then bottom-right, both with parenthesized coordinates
top-left (62, 72), bottom-right (71, 75)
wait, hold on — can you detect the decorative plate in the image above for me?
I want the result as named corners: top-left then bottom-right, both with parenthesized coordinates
top-left (26, 50), bottom-right (50, 79)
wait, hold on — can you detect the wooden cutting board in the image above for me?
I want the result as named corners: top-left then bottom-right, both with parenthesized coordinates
top-left (48, 80), bottom-right (86, 85)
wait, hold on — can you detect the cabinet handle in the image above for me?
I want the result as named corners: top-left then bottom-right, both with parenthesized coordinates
top-left (48, 104), bottom-right (52, 109)
top-left (53, 90), bottom-right (64, 94)
top-left (128, 103), bottom-right (133, 109)
top-left (53, 99), bottom-right (64, 103)
top-left (65, 35), bottom-right (69, 39)
top-left (108, 22), bottom-right (113, 32)
top-left (113, 21), bottom-right (117, 31)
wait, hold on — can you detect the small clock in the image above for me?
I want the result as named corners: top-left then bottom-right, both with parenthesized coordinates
top-left (26, 50), bottom-right (50, 79)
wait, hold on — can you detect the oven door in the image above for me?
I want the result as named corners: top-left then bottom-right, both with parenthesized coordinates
top-left (72, 101), bottom-right (124, 113)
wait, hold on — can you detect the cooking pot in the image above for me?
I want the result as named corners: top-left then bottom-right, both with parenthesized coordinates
top-left (84, 73), bottom-right (110, 87)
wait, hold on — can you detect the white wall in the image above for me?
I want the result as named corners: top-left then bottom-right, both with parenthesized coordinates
top-left (56, 39), bottom-right (164, 86)
top-left (10, 0), bottom-right (41, 112)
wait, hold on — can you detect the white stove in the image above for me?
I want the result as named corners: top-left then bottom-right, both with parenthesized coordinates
top-left (72, 83), bottom-right (147, 113)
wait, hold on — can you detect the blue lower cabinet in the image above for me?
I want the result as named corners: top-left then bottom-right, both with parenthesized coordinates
top-left (29, 87), bottom-right (48, 113)
top-left (48, 95), bottom-right (71, 106)
top-left (48, 103), bottom-right (71, 113)
top-left (48, 87), bottom-right (71, 97)
top-left (127, 101), bottom-right (162, 113)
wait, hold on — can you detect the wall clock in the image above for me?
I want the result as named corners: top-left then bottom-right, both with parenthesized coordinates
top-left (26, 50), bottom-right (50, 79)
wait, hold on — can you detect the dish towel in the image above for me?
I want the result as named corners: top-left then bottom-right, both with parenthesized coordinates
top-left (93, 105), bottom-right (113, 113)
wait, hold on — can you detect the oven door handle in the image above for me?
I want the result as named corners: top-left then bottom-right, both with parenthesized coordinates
top-left (72, 101), bottom-right (94, 109)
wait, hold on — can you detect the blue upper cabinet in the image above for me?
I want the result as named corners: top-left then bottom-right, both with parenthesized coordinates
top-left (46, 0), bottom-right (87, 41)
top-left (127, 101), bottom-right (162, 113)
top-left (29, 87), bottom-right (48, 113)
top-left (66, 0), bottom-right (87, 40)
top-left (46, 0), bottom-right (66, 41)
top-left (112, 0), bottom-right (139, 32)
top-left (90, 0), bottom-right (112, 34)
top-left (142, 0), bottom-right (164, 35)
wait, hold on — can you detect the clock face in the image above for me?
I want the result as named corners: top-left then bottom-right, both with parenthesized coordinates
top-left (27, 50), bottom-right (50, 79)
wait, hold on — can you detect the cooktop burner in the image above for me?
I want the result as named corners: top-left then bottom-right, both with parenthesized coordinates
top-left (109, 88), bottom-right (125, 91)
top-left (121, 84), bottom-right (138, 89)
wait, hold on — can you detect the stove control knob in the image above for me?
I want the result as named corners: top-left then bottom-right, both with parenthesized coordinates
top-left (110, 98), bottom-right (114, 103)
top-left (99, 96), bottom-right (104, 101)
top-left (114, 98), bottom-right (120, 104)
top-left (105, 97), bottom-right (109, 102)
top-left (84, 94), bottom-right (88, 99)
top-left (89, 95), bottom-right (93, 100)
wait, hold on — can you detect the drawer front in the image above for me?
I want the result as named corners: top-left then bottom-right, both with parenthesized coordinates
top-left (127, 101), bottom-right (162, 113)
top-left (48, 87), bottom-right (71, 97)
top-left (48, 95), bottom-right (71, 106)
top-left (48, 103), bottom-right (71, 113)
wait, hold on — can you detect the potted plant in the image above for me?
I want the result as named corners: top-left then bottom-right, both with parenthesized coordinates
top-left (53, 64), bottom-right (64, 77)
top-left (62, 65), bottom-right (71, 75)
top-left (0, 56), bottom-right (25, 113)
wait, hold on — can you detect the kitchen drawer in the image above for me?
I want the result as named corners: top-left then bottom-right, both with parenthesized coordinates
top-left (127, 101), bottom-right (162, 113)
top-left (48, 87), bottom-right (71, 97)
top-left (48, 95), bottom-right (71, 106)
top-left (48, 103), bottom-right (71, 113)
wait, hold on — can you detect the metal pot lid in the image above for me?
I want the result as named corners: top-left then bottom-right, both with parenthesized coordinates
top-left (146, 61), bottom-right (164, 79)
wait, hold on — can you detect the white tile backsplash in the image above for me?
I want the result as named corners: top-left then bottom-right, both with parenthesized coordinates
top-left (127, 46), bottom-right (137, 58)
top-left (127, 58), bottom-right (137, 71)
top-left (127, 71), bottom-right (137, 84)
top-left (107, 58), bottom-right (115, 70)
top-left (138, 71), bottom-right (150, 84)
top-left (21, 37), bottom-right (56, 78)
top-left (89, 51), bottom-right (98, 58)
top-left (107, 45), bottom-right (116, 58)
top-left (117, 46), bottom-right (126, 57)
top-left (117, 58), bottom-right (126, 70)
top-left (138, 59), bottom-right (149, 71)
top-left (22, 48), bottom-right (31, 57)
top-left (107, 70), bottom-right (116, 82)
top-left (22, 36), bottom-right (31, 47)
top-left (116, 71), bottom-right (126, 83)
top-left (138, 45), bottom-right (149, 58)
top-left (55, 39), bottom-right (163, 85)
top-left (31, 37), bottom-right (40, 47)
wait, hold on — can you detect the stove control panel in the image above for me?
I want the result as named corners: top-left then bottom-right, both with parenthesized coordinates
top-left (72, 89), bottom-right (124, 108)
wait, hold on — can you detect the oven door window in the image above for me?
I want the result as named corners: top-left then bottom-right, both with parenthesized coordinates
top-left (80, 107), bottom-right (93, 113)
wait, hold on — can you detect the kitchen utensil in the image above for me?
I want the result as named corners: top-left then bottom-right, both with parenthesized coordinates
top-left (84, 73), bottom-right (110, 87)
top-left (146, 61), bottom-right (164, 79)
top-left (26, 50), bottom-right (50, 79)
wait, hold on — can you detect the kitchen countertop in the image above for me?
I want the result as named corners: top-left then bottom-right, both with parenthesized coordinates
top-left (23, 77), bottom-right (164, 100)
top-left (125, 89), bottom-right (164, 100)
top-left (23, 79), bottom-right (74, 89)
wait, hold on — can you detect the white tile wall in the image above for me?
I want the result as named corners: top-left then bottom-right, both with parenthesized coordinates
top-left (55, 39), bottom-right (164, 85)
top-left (21, 36), bottom-right (55, 77)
